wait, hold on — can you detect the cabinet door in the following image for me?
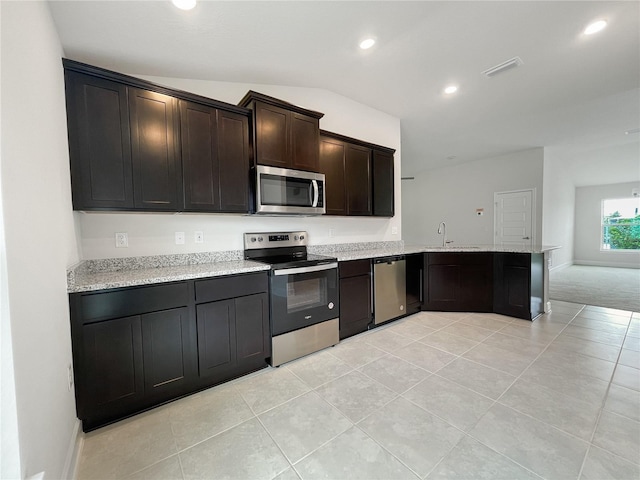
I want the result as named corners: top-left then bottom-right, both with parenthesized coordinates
top-left (255, 102), bottom-right (290, 168)
top-left (424, 253), bottom-right (492, 311)
top-left (129, 87), bottom-right (181, 210)
top-left (291, 113), bottom-right (320, 172)
top-left (339, 274), bottom-right (371, 339)
top-left (345, 144), bottom-right (372, 215)
top-left (494, 253), bottom-right (535, 319)
top-left (196, 300), bottom-right (236, 379)
top-left (235, 293), bottom-right (270, 369)
top-left (372, 150), bottom-right (394, 217)
top-left (65, 71), bottom-right (134, 210)
top-left (406, 254), bottom-right (423, 314)
top-left (141, 307), bottom-right (193, 396)
top-left (180, 100), bottom-right (220, 211)
top-left (218, 110), bottom-right (250, 212)
top-left (319, 136), bottom-right (347, 215)
top-left (79, 315), bottom-right (144, 417)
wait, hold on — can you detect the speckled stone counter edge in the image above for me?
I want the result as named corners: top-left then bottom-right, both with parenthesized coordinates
top-left (67, 241), bottom-right (559, 293)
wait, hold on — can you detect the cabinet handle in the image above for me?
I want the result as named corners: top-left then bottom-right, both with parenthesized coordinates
top-left (419, 269), bottom-right (423, 303)
top-left (522, 236), bottom-right (530, 240)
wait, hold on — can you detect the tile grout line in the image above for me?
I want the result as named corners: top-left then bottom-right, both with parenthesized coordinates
top-left (576, 311), bottom-right (639, 479)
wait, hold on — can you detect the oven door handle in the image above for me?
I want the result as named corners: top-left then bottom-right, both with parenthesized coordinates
top-left (273, 262), bottom-right (338, 276)
top-left (311, 180), bottom-right (319, 208)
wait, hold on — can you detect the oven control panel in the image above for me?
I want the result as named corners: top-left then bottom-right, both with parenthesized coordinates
top-left (244, 231), bottom-right (308, 250)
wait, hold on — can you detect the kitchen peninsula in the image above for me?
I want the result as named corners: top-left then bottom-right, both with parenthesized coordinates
top-left (67, 241), bottom-right (557, 431)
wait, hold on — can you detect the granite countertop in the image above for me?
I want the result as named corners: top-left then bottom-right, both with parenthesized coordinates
top-left (68, 242), bottom-right (560, 293)
top-left (67, 253), bottom-right (270, 294)
top-left (330, 244), bottom-right (560, 262)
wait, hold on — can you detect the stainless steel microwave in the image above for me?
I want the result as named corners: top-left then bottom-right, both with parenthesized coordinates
top-left (255, 165), bottom-right (326, 215)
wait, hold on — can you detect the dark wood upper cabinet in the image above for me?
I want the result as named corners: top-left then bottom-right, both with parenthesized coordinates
top-left (319, 136), bottom-right (347, 215)
top-left (217, 110), bottom-right (250, 211)
top-left (254, 101), bottom-right (290, 168)
top-left (180, 101), bottom-right (250, 212)
top-left (319, 130), bottom-right (395, 217)
top-left (65, 71), bottom-right (134, 210)
top-left (239, 91), bottom-right (323, 172)
top-left (291, 112), bottom-right (320, 171)
top-left (129, 88), bottom-right (181, 210)
top-left (345, 143), bottom-right (372, 216)
top-left (63, 59), bottom-right (251, 213)
top-left (372, 150), bottom-right (395, 217)
top-left (180, 101), bottom-right (219, 210)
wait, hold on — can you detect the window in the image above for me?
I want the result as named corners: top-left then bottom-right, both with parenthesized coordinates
top-left (601, 197), bottom-right (640, 250)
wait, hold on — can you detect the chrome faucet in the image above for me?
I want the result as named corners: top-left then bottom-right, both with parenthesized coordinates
top-left (437, 221), bottom-right (447, 247)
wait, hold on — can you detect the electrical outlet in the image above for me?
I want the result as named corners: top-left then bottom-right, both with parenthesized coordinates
top-left (67, 364), bottom-right (73, 391)
top-left (194, 231), bottom-right (204, 244)
top-left (391, 226), bottom-right (398, 235)
top-left (175, 232), bottom-right (185, 245)
top-left (329, 229), bottom-right (334, 238)
top-left (115, 232), bottom-right (128, 248)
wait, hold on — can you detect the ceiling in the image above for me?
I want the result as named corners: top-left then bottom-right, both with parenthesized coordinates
top-left (48, 1), bottom-right (640, 176)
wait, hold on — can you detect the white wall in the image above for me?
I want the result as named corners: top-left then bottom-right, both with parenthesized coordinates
top-left (543, 141), bottom-right (640, 269)
top-left (1, 2), bottom-right (81, 478)
top-left (402, 148), bottom-right (544, 247)
top-left (542, 148), bottom-right (576, 269)
top-left (78, 75), bottom-right (402, 259)
top-left (574, 182), bottom-right (640, 268)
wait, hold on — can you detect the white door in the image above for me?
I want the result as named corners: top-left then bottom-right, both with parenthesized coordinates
top-left (494, 189), bottom-right (534, 248)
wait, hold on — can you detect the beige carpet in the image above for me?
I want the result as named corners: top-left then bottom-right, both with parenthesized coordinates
top-left (549, 265), bottom-right (640, 313)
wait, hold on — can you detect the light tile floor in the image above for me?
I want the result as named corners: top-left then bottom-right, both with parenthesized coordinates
top-left (76, 301), bottom-right (640, 480)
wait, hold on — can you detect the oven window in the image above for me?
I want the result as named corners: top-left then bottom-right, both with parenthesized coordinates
top-left (260, 174), bottom-right (312, 207)
top-left (286, 276), bottom-right (327, 313)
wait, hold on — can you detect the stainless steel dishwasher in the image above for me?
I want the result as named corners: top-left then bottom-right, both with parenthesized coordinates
top-left (373, 256), bottom-right (406, 325)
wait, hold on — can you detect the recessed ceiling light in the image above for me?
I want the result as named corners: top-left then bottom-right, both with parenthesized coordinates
top-left (584, 20), bottom-right (607, 35)
top-left (444, 85), bottom-right (458, 95)
top-left (172, 0), bottom-right (196, 10)
top-left (359, 38), bottom-right (375, 50)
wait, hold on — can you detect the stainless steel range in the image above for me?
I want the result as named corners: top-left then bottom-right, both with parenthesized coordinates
top-left (244, 231), bottom-right (339, 366)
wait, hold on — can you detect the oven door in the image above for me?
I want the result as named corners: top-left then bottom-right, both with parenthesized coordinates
top-left (256, 165), bottom-right (325, 215)
top-left (270, 263), bottom-right (338, 335)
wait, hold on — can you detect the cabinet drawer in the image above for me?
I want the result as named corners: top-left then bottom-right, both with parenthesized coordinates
top-left (498, 252), bottom-right (532, 267)
top-left (78, 282), bottom-right (189, 323)
top-left (427, 252), bottom-right (492, 266)
top-left (339, 259), bottom-right (371, 278)
top-left (195, 272), bottom-right (268, 304)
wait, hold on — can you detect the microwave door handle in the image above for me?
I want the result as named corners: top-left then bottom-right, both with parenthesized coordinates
top-left (311, 180), bottom-right (319, 207)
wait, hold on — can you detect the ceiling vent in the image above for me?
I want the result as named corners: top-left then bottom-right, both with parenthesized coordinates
top-left (482, 56), bottom-right (524, 78)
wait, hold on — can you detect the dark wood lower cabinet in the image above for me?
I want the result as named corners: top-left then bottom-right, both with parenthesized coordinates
top-left (405, 254), bottom-right (423, 314)
top-left (494, 253), bottom-right (544, 320)
top-left (421, 252), bottom-right (544, 320)
top-left (338, 260), bottom-right (372, 339)
top-left (196, 292), bottom-right (269, 380)
top-left (70, 273), bottom-right (269, 431)
top-left (141, 307), bottom-right (194, 396)
top-left (78, 315), bottom-right (144, 420)
top-left (423, 253), bottom-right (493, 312)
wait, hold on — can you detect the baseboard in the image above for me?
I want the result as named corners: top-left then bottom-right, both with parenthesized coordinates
top-left (549, 261), bottom-right (572, 272)
top-left (574, 260), bottom-right (640, 269)
top-left (61, 419), bottom-right (83, 480)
